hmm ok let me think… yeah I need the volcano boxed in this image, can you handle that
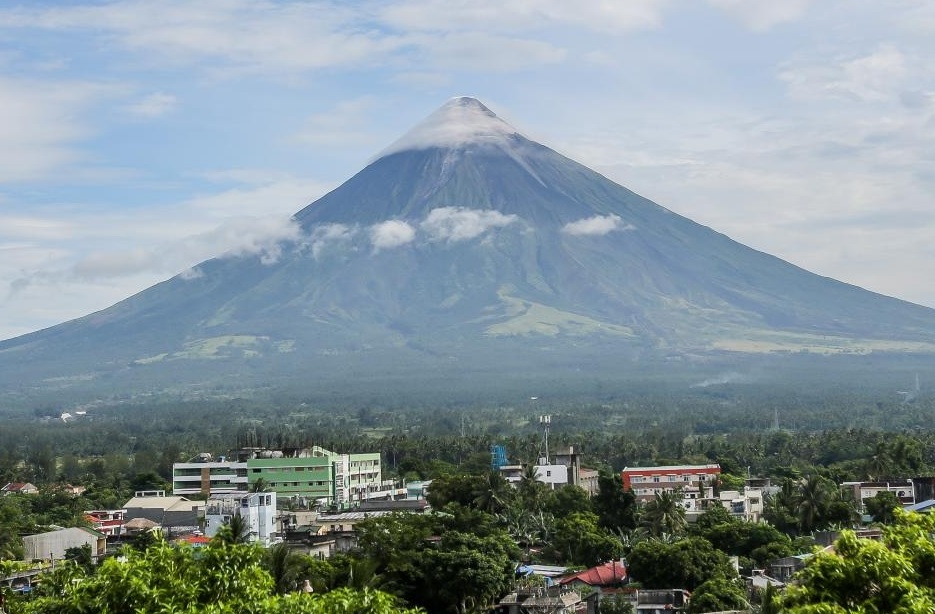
[2,97,934,403]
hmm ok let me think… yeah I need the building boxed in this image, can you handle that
[1,482,38,495]
[173,447,397,507]
[840,480,915,513]
[674,485,763,524]
[558,560,628,593]
[634,589,691,614]
[84,509,127,537]
[22,527,106,563]
[171,456,248,496]
[123,491,203,534]
[622,464,721,501]
[204,491,277,547]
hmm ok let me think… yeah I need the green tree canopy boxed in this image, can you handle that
[627,536,737,592]
[781,510,935,613]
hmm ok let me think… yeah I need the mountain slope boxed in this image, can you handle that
[1,97,934,400]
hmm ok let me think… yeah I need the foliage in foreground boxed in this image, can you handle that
[12,536,421,614]
[780,509,935,613]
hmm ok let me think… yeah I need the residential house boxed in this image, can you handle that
[494,585,597,614]
[840,480,915,513]
[558,560,628,596]
[1,482,38,495]
[84,509,126,537]
[123,490,203,534]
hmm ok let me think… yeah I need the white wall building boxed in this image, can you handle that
[204,492,277,547]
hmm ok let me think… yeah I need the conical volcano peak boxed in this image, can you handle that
[376,96,523,159]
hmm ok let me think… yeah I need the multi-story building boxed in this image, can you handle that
[173,447,393,507]
[204,492,277,547]
[840,480,916,513]
[622,464,721,501]
[84,509,127,537]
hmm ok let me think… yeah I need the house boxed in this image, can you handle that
[635,589,691,614]
[22,527,106,562]
[84,509,126,537]
[123,491,203,534]
[559,560,628,592]
[622,464,721,502]
[494,585,597,614]
[767,554,812,583]
[1,482,38,495]
[840,480,915,513]
[204,491,278,547]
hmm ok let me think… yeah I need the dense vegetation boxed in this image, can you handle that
[2,390,934,612]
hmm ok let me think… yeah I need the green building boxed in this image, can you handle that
[172,447,389,507]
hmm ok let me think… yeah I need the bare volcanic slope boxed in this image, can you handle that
[2,97,934,398]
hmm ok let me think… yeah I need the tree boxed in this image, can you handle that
[641,491,687,537]
[217,512,252,545]
[865,490,900,525]
[592,472,638,533]
[781,510,935,612]
[354,510,518,613]
[627,536,737,592]
[471,471,511,515]
[550,512,624,566]
[796,474,830,534]
[688,578,748,614]
[542,485,592,520]
[19,534,421,614]
[265,542,305,595]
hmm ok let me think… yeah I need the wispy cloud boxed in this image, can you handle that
[707,0,812,31]
[420,206,518,242]
[781,44,909,102]
[125,92,178,118]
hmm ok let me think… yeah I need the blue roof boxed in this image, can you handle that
[906,499,935,512]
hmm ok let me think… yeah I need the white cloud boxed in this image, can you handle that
[125,92,178,117]
[0,77,102,182]
[781,44,909,102]
[707,0,812,31]
[380,0,670,34]
[68,215,300,280]
[562,214,631,236]
[370,220,416,250]
[420,206,517,242]
[309,223,356,258]
[2,1,396,76]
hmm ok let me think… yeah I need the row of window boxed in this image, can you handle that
[630,474,713,483]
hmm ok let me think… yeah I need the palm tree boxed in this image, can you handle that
[264,542,303,595]
[641,491,686,536]
[251,477,269,493]
[472,470,511,514]
[216,512,251,545]
[796,475,830,534]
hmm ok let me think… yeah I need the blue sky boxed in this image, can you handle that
[1,0,934,341]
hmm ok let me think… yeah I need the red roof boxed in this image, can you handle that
[177,535,210,545]
[560,561,627,586]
